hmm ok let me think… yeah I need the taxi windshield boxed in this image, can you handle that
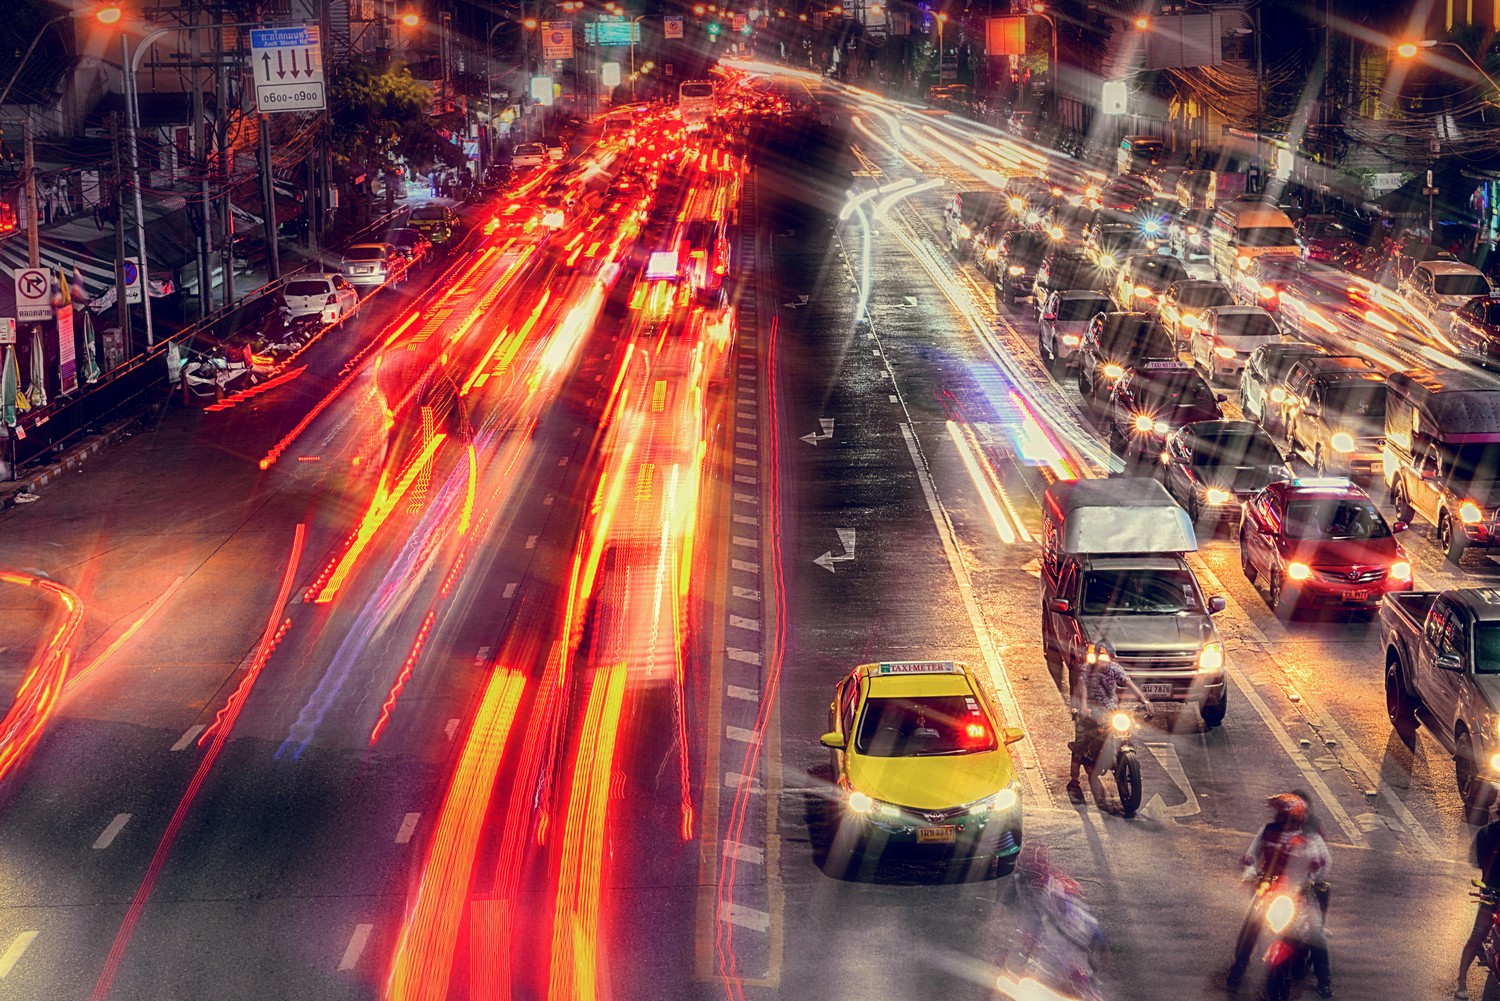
[1283,497,1389,540]
[1138,374,1217,411]
[854,696,997,757]
[1081,569,1202,615]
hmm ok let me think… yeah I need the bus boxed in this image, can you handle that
[679,80,715,129]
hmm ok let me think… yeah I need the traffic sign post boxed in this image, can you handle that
[250,25,325,113]
[13,269,50,322]
[123,257,142,304]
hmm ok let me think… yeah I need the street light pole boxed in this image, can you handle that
[1396,39,1500,99]
[1027,6,1059,118]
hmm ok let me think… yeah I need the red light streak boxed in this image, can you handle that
[93,525,305,1001]
[67,575,186,691]
[0,572,83,783]
[368,609,437,745]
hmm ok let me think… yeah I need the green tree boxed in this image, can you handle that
[328,59,445,175]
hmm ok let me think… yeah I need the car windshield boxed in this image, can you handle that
[1080,568,1202,615]
[1008,236,1049,262]
[854,695,997,756]
[411,208,447,220]
[1218,312,1279,339]
[1283,497,1390,539]
[1132,259,1189,285]
[344,247,385,261]
[1240,227,1299,248]
[515,143,546,155]
[1178,285,1232,308]
[1191,432,1282,469]
[1301,219,1347,239]
[1057,296,1111,321]
[1103,321,1172,358]
[1323,384,1385,418]
[1139,374,1218,412]
[1268,350,1319,379]
[1474,624,1500,674]
[284,280,330,297]
[1435,273,1491,296]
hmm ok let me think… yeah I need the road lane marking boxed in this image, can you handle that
[0,931,37,978]
[524,535,538,549]
[170,725,204,751]
[502,582,517,598]
[338,924,373,971]
[729,615,761,631]
[898,423,1047,803]
[733,492,758,503]
[732,513,759,525]
[1138,744,1201,821]
[735,474,758,485]
[728,685,759,701]
[732,586,761,601]
[395,812,421,844]
[728,648,762,666]
[92,813,132,850]
[726,772,762,791]
[727,726,761,744]
[734,457,757,466]
[445,718,460,740]
[731,560,760,574]
[724,841,766,865]
[557,456,569,466]
[718,902,771,932]
[733,536,757,548]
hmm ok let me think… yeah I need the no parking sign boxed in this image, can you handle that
[541,20,574,59]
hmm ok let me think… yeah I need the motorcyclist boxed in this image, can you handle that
[1228,793,1334,997]
[1066,638,1153,809]
[1455,815,1500,999]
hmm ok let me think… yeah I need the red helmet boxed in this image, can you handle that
[1267,793,1307,826]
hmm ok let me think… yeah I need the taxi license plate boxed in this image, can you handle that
[1142,683,1174,697]
[1344,590,1369,602]
[916,826,956,844]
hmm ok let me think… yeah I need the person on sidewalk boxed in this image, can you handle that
[1456,816,1500,998]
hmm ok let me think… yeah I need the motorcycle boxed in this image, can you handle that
[1075,703,1146,817]
[1001,847,1107,1001]
[1230,874,1315,1001]
[1471,879,1500,982]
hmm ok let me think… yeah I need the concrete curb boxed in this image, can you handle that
[0,418,139,512]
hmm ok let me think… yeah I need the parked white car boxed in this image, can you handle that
[1190,305,1281,383]
[281,273,357,323]
[1398,260,1493,327]
[340,243,408,288]
[512,142,548,169]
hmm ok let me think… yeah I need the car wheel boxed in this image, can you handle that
[1457,731,1494,822]
[1385,657,1418,740]
[1441,510,1469,564]
[1114,750,1142,817]
[1268,569,1287,615]
[1187,494,1202,524]
[1392,482,1416,525]
[1108,422,1125,455]
[1239,530,1259,584]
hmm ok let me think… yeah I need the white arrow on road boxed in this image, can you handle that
[782,294,809,310]
[800,418,835,446]
[814,528,856,572]
[1136,742,1201,821]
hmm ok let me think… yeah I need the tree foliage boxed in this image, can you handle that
[328,60,455,174]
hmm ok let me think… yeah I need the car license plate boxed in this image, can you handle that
[1142,683,1174,697]
[916,826,956,844]
[1344,590,1369,601]
[351,266,370,274]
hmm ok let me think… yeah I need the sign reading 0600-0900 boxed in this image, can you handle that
[250,25,326,114]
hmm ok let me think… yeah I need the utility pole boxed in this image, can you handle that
[22,119,38,269]
[110,113,132,350]
[122,32,155,348]
[190,14,213,318]
[216,24,233,310]
[258,115,279,280]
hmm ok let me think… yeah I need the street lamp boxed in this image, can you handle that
[1393,39,1500,101]
[1027,4,1060,114]
[935,12,948,85]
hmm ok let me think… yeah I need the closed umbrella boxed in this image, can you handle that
[2,345,17,429]
[26,328,46,408]
[79,310,100,384]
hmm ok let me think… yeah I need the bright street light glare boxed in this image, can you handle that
[399,12,420,27]
[95,5,123,24]
[1395,42,1419,58]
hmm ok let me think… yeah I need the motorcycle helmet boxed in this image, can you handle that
[1267,793,1308,826]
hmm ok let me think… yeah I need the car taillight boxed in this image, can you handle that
[325,294,338,305]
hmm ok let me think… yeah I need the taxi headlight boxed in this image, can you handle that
[1099,254,1117,269]
[1190,234,1204,246]
[1153,420,1169,434]
[985,248,999,261]
[1134,414,1155,431]
[1048,226,1064,240]
[1110,711,1132,733]
[959,224,972,238]
[1181,314,1201,329]
[1462,501,1484,524]
[1287,562,1312,581]
[1008,265,1025,276]
[1134,284,1153,298]
[1330,432,1356,453]
[1237,256,1252,270]
[1198,641,1225,670]
[1061,333,1081,346]
[1390,560,1412,581]
[1214,345,1237,359]
[1270,387,1287,402]
[1205,487,1233,505]
[847,790,875,815]
[1103,363,1125,379]
[1008,196,1025,212]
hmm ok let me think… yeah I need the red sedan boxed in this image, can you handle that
[1238,478,1414,614]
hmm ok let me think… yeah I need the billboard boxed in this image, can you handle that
[984,16,1026,57]
[1143,14,1222,70]
[596,19,640,45]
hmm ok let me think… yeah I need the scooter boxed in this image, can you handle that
[1230,874,1315,1001]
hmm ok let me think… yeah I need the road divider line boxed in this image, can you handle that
[338,924,373,971]
[170,725,204,752]
[395,812,420,844]
[92,813,132,850]
[899,423,1047,803]
[0,931,37,979]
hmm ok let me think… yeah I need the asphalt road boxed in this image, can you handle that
[0,72,1485,1001]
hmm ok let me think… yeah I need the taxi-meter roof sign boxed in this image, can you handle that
[874,661,962,675]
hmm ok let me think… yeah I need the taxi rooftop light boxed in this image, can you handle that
[874,660,962,674]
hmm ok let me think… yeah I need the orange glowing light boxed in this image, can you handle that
[400,11,420,27]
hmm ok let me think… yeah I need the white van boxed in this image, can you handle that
[1210,198,1300,281]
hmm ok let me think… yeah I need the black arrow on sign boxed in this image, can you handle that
[261,52,272,79]
[277,50,286,79]
[288,49,299,78]
[304,49,314,75]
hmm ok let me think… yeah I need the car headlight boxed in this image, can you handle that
[1103,363,1124,379]
[1099,254,1117,269]
[985,248,999,261]
[1389,560,1412,581]
[1205,487,1233,505]
[1008,265,1025,276]
[1110,711,1132,733]
[1269,387,1287,402]
[1490,751,1500,774]
[847,790,875,814]
[1461,501,1484,524]
[1287,562,1312,581]
[1181,314,1201,329]
[1198,641,1225,670]
[959,224,972,238]
[1153,420,1169,434]
[1237,256,1252,270]
[1134,414,1155,431]
[1061,333,1081,346]
[1048,226,1064,240]
[1189,234,1204,246]
[1214,345,1237,359]
[970,785,1021,814]
[1008,196,1025,212]
[1134,285,1153,298]
[1330,432,1356,452]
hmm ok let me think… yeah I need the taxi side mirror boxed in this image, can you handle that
[819,731,846,749]
[1002,726,1026,745]
[1049,597,1073,614]
[1208,595,1228,614]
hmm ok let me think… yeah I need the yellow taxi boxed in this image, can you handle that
[820,660,1025,869]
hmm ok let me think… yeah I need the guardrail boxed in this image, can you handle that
[4,204,417,475]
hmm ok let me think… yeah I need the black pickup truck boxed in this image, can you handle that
[1383,588,1500,815]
